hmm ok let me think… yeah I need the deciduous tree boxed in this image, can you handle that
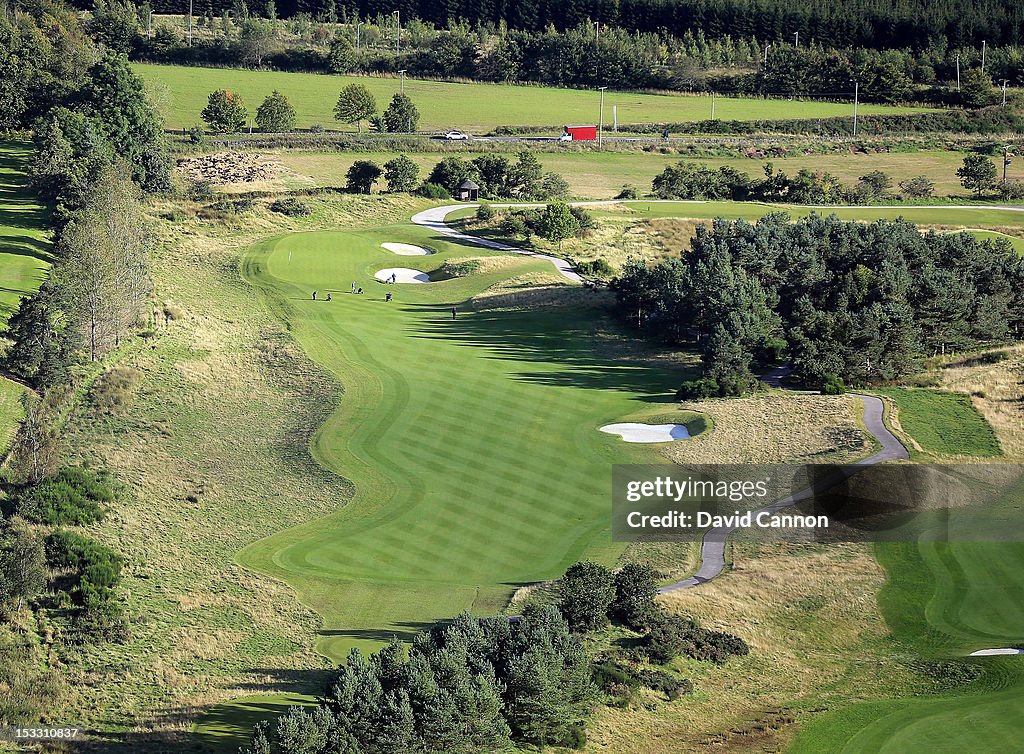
[201,89,248,132]
[334,83,376,133]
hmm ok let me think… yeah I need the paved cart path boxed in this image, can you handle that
[659,393,909,592]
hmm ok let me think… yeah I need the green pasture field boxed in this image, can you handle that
[873,387,1002,457]
[265,148,976,201]
[134,62,931,133]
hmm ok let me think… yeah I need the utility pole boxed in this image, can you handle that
[1003,145,1013,183]
[711,91,716,120]
[1002,79,1010,105]
[763,44,769,66]
[398,69,406,94]
[794,31,799,47]
[852,79,859,135]
[595,21,600,43]
[355,20,361,49]
[393,10,399,55]
[613,104,617,131]
[982,40,987,70]
[956,53,961,92]
[188,0,193,46]
[598,86,607,150]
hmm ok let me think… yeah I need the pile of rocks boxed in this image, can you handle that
[176,152,282,184]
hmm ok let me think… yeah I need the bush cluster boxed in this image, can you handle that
[268,197,312,216]
[16,467,117,526]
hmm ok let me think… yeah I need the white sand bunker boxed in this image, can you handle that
[600,423,691,443]
[382,242,433,256]
[969,648,1024,656]
[375,268,430,284]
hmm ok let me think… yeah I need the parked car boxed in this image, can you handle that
[444,130,470,140]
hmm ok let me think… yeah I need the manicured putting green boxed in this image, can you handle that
[134,62,930,133]
[873,387,1001,457]
[236,224,692,664]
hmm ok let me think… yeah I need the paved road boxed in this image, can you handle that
[659,393,909,592]
[414,199,1024,286]
[411,205,585,282]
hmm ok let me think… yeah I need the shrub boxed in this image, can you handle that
[383,154,419,193]
[676,378,721,400]
[541,171,571,199]
[188,179,214,200]
[611,562,659,630]
[90,367,142,414]
[576,258,614,277]
[345,160,382,194]
[186,125,206,145]
[569,205,595,233]
[999,179,1024,201]
[558,561,615,632]
[16,467,118,525]
[476,203,496,222]
[615,185,639,199]
[269,197,311,216]
[431,260,480,281]
[899,175,935,198]
[565,724,587,750]
[500,213,529,237]
[820,375,846,395]
[45,530,122,573]
[644,610,748,665]
[645,613,690,664]
[417,182,449,199]
[637,669,692,700]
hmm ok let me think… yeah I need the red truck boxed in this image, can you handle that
[560,124,597,141]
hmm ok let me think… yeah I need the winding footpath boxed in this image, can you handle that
[415,201,1024,285]
[411,205,584,282]
[412,204,914,591]
[660,393,909,592]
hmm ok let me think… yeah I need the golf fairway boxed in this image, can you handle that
[235,223,688,661]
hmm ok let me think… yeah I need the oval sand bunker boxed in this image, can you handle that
[969,648,1024,656]
[382,242,433,256]
[600,423,691,443]
[375,268,430,284]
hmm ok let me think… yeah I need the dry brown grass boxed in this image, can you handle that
[588,542,915,754]
[53,193,429,744]
[931,344,1024,459]
[662,392,870,465]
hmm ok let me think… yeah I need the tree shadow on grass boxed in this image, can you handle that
[0,233,52,264]
[400,303,696,401]
[318,620,433,644]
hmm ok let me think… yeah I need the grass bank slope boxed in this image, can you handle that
[0,141,52,450]
[135,62,929,133]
